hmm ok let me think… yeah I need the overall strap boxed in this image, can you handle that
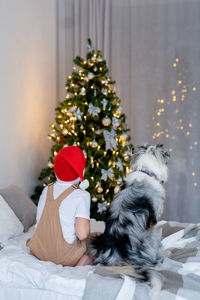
[46,183,54,202]
[55,184,79,206]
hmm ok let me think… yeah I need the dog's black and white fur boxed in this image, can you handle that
[90,144,170,281]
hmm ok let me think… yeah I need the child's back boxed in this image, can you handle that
[26,146,91,266]
[36,178,90,244]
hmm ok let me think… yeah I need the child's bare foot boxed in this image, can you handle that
[76,255,92,266]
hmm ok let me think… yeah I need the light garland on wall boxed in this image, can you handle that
[152,58,200,190]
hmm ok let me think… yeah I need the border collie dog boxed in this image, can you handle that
[90,144,170,280]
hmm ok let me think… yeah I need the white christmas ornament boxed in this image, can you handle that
[102,88,108,95]
[97,201,108,214]
[102,79,108,84]
[88,103,100,116]
[121,133,128,140]
[69,106,76,113]
[96,129,103,135]
[112,117,120,129]
[75,108,83,120]
[124,152,130,161]
[92,197,97,202]
[102,98,108,109]
[88,73,94,80]
[80,87,86,95]
[102,117,111,126]
[48,161,53,168]
[103,129,117,150]
[115,159,123,171]
[79,179,89,190]
[87,42,95,52]
[62,129,68,135]
[91,139,98,148]
[97,186,103,193]
[116,106,122,114]
[101,168,114,181]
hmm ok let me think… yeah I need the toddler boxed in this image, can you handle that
[26,146,91,266]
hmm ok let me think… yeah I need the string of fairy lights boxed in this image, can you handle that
[152,57,199,189]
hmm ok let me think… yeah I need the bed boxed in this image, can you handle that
[0,220,199,300]
[0,185,200,299]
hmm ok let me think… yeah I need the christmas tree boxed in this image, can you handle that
[32,39,133,220]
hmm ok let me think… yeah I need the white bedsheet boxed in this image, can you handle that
[0,227,95,300]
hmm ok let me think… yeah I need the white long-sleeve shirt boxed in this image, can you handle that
[36,178,90,244]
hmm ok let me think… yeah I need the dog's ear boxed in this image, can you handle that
[156,143,170,157]
[138,144,149,150]
[163,149,170,159]
[156,143,163,148]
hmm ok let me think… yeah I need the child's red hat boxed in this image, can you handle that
[54,146,86,182]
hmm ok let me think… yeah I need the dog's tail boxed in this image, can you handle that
[149,270,163,300]
[95,265,162,299]
[136,268,163,300]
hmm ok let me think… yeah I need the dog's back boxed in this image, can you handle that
[90,182,162,271]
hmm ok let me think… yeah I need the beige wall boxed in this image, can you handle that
[0,0,57,195]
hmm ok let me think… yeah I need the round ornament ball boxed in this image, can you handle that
[97,186,103,193]
[62,129,68,135]
[48,161,53,168]
[116,106,122,115]
[88,73,94,80]
[80,87,86,96]
[124,152,130,161]
[91,140,98,148]
[121,133,128,139]
[102,117,111,126]
[92,196,98,202]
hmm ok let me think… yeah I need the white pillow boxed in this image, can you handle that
[0,195,24,243]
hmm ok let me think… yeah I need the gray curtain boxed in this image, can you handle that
[57,0,200,223]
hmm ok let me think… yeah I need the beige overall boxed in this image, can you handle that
[26,183,88,266]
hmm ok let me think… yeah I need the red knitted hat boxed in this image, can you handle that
[54,146,86,182]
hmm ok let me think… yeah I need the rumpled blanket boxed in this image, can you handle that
[0,221,200,300]
[83,221,200,300]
